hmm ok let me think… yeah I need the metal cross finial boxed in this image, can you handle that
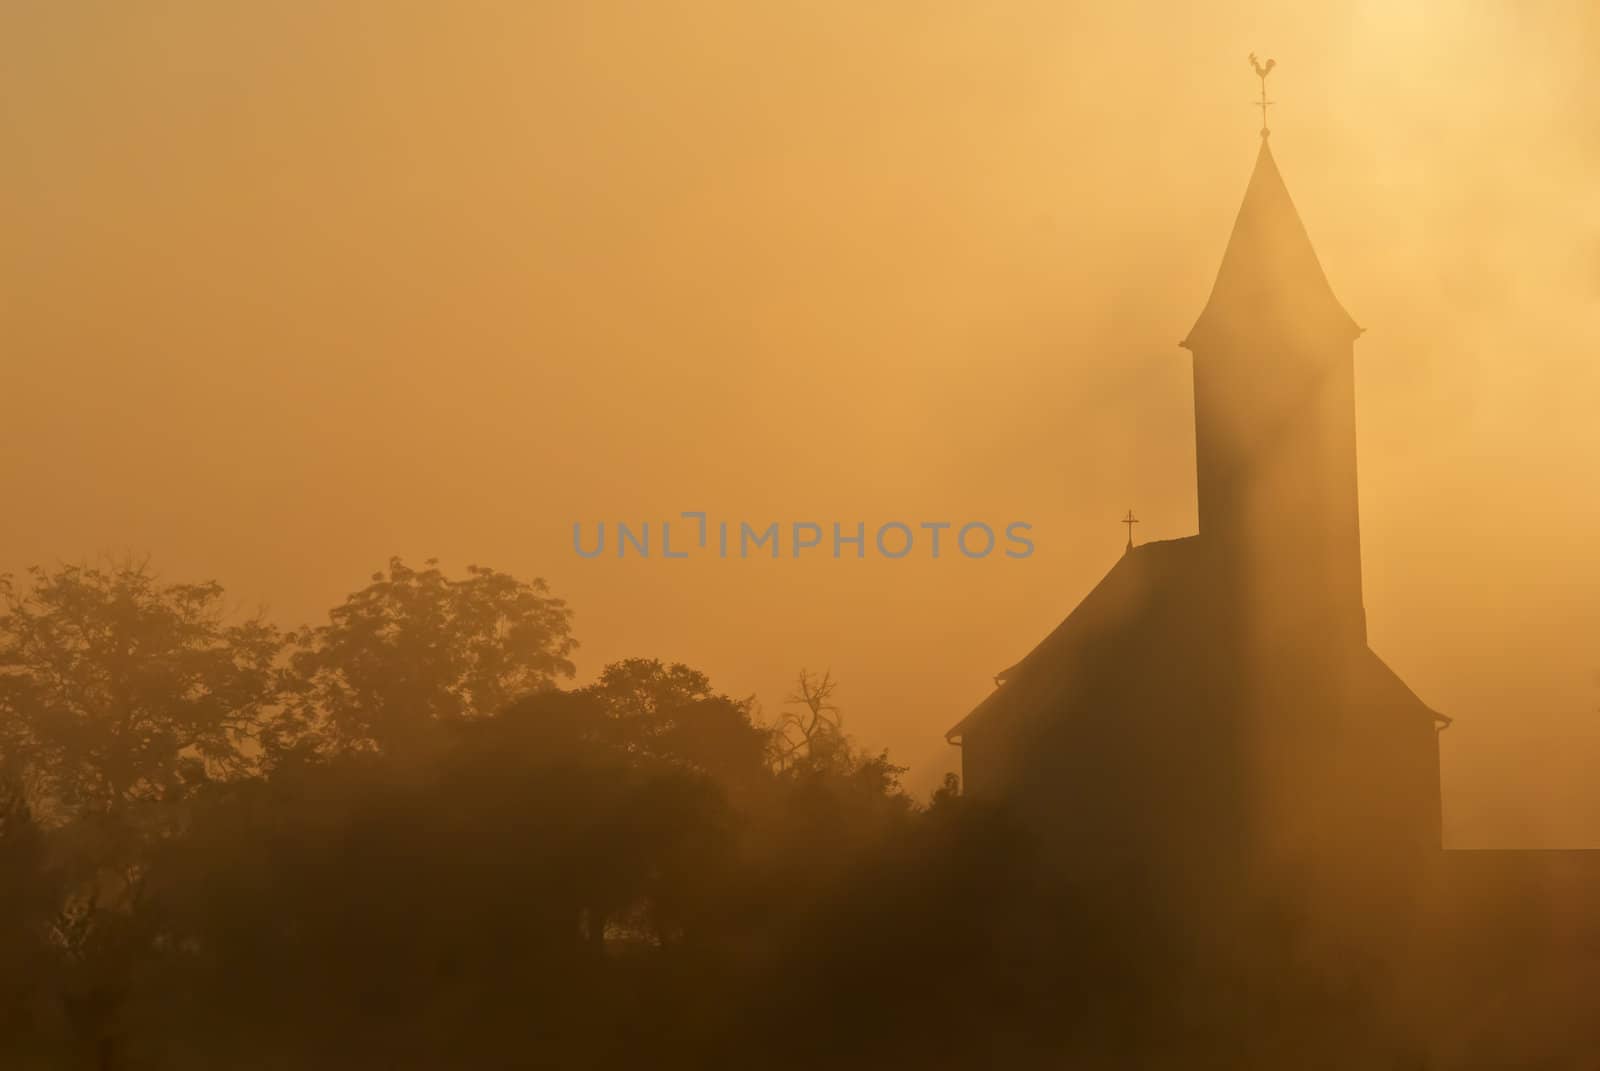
[1122,509,1140,553]
[1249,53,1276,138]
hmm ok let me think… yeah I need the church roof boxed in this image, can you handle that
[1183,138,1361,351]
[946,537,1198,743]
[945,535,1447,743]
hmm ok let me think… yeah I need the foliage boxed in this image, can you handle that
[284,557,576,755]
[0,562,282,819]
[578,658,770,791]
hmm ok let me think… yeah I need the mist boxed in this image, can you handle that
[4,2,1597,835]
[3,4,1600,1064]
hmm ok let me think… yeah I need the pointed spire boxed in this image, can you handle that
[1183,138,1360,351]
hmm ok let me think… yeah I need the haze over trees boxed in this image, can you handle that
[0,557,1018,1068]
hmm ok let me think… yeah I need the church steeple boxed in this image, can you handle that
[1183,138,1360,353]
[1184,134,1369,645]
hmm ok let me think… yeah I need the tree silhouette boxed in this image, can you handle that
[580,658,770,792]
[0,562,282,820]
[285,558,576,755]
[771,668,844,771]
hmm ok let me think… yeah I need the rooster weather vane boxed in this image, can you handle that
[1249,53,1277,137]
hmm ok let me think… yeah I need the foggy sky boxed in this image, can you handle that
[3,0,1597,845]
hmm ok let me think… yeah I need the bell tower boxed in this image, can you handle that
[1181,134,1368,646]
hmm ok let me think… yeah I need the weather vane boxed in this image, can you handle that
[1249,52,1276,138]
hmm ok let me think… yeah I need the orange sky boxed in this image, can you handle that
[3,1,1597,845]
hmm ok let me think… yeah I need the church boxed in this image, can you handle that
[943,114,1600,973]
[947,127,1445,906]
